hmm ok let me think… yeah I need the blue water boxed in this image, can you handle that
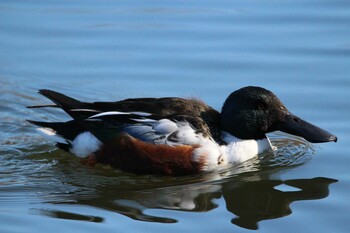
[1,0,350,232]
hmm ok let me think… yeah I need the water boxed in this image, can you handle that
[1,0,349,232]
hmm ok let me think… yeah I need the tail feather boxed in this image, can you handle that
[34,90,117,143]
[27,104,58,109]
[37,89,98,131]
[27,119,60,128]
[36,90,110,143]
[27,120,84,141]
[38,89,85,111]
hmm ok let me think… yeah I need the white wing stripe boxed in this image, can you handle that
[130,112,152,117]
[70,109,100,112]
[89,111,152,119]
[89,111,130,118]
[130,118,157,123]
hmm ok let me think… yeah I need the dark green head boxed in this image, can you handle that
[221,86,337,143]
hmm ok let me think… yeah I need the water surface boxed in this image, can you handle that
[1,0,349,232]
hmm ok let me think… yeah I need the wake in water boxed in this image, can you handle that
[263,132,315,167]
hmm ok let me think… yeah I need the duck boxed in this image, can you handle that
[27,86,337,175]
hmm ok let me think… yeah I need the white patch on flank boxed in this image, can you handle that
[69,132,102,158]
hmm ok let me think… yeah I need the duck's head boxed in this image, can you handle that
[221,86,337,143]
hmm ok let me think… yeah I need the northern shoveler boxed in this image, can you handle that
[28,86,337,175]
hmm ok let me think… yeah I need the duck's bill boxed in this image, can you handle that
[276,113,337,143]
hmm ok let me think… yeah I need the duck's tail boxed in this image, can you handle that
[37,89,86,111]
[26,120,83,141]
[27,90,90,150]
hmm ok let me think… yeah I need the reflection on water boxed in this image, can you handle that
[30,208,104,223]
[224,177,337,229]
[21,136,334,230]
[31,174,337,230]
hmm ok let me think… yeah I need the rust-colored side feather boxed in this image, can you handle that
[94,133,202,175]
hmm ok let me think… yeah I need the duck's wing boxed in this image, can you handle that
[30,90,212,146]
[86,111,204,146]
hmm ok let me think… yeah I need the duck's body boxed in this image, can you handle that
[28,86,337,175]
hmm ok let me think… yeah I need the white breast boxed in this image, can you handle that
[221,138,272,164]
[192,131,273,172]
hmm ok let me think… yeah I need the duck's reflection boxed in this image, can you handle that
[37,173,337,230]
[223,177,337,229]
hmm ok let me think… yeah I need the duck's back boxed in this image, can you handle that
[91,97,215,118]
[86,97,221,137]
